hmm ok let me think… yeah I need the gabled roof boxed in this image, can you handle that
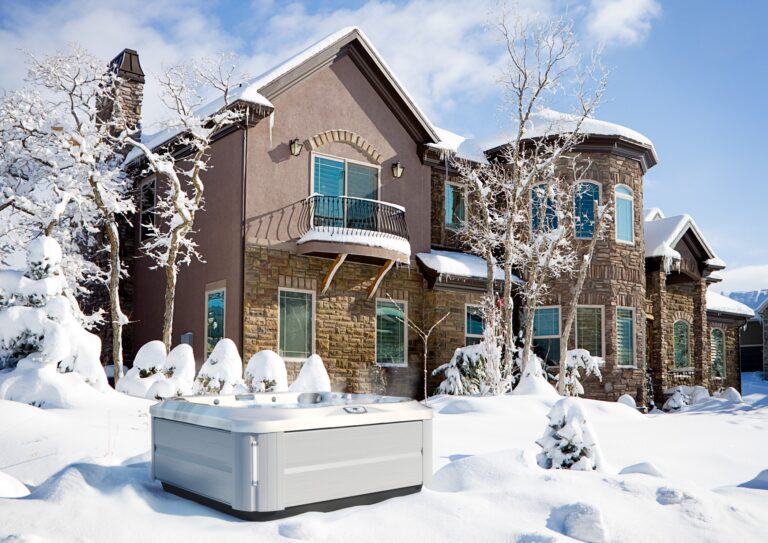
[127,26,440,164]
[643,207,664,221]
[758,296,768,315]
[643,214,723,267]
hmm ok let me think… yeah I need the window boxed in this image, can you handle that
[205,288,225,357]
[575,182,600,239]
[617,308,635,367]
[465,305,484,346]
[279,289,314,360]
[139,176,156,241]
[615,185,634,244]
[576,306,603,358]
[533,307,560,365]
[673,320,690,369]
[445,182,465,229]
[531,184,558,232]
[711,328,725,378]
[312,154,379,229]
[376,299,407,366]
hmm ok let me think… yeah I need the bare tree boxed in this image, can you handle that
[387,294,449,403]
[125,55,244,350]
[557,197,613,394]
[454,9,607,382]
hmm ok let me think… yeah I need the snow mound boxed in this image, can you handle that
[0,470,29,498]
[0,535,47,543]
[244,349,288,392]
[512,371,559,399]
[146,344,196,399]
[549,502,608,543]
[738,469,768,490]
[278,519,330,541]
[656,486,693,505]
[0,364,107,408]
[289,354,331,392]
[431,449,530,492]
[619,462,664,478]
[617,394,636,409]
[116,341,168,398]
[193,338,244,395]
[133,340,167,373]
[27,236,62,272]
[690,386,710,404]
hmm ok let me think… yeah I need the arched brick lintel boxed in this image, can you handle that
[307,129,383,165]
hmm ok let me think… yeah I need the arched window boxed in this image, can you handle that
[673,320,690,368]
[615,184,634,244]
[574,182,600,239]
[711,328,725,378]
[531,184,557,232]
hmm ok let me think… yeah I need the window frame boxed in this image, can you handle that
[614,184,635,245]
[375,298,408,367]
[710,327,726,379]
[616,306,637,368]
[575,305,605,361]
[444,180,467,230]
[673,319,692,370]
[574,180,601,240]
[277,287,316,362]
[465,303,484,346]
[533,305,561,365]
[139,175,157,242]
[204,286,226,358]
[309,151,381,200]
[531,183,558,233]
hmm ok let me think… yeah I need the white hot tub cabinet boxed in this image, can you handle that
[150,392,433,520]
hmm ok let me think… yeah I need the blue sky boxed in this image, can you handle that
[1,0,765,292]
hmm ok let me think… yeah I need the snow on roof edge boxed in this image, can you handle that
[706,290,754,318]
[643,214,722,264]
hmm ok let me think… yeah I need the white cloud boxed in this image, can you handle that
[586,0,660,46]
[716,265,768,295]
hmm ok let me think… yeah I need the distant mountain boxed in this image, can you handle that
[723,290,768,311]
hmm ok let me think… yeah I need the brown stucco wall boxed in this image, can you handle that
[128,129,244,367]
[243,54,432,255]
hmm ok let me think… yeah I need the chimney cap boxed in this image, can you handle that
[110,48,145,83]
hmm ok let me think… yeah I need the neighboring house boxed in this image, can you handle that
[724,290,767,374]
[111,27,752,403]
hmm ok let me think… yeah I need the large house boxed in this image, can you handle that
[112,27,753,405]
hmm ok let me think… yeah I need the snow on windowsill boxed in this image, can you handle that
[297,227,411,256]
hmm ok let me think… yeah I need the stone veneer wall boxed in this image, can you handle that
[243,247,480,398]
[546,153,647,403]
[709,323,741,392]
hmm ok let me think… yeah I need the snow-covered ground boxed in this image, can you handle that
[1,375,768,542]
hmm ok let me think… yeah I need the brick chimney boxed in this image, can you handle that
[103,48,145,139]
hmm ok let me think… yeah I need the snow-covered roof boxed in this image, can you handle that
[416,250,521,282]
[427,127,490,164]
[643,208,664,221]
[127,26,439,164]
[706,290,754,318]
[643,214,722,265]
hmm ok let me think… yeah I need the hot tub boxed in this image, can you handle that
[150,392,433,520]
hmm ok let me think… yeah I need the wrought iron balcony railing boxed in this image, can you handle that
[299,194,410,241]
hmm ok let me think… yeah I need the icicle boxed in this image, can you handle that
[268,111,275,148]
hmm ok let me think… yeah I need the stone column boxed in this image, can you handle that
[647,268,667,403]
[692,280,709,390]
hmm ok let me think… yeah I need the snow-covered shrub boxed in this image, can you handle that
[147,344,196,399]
[433,344,487,395]
[690,385,710,405]
[714,387,742,403]
[662,386,690,412]
[560,349,602,397]
[537,398,604,471]
[116,341,167,398]
[0,237,107,392]
[617,394,637,409]
[290,354,331,392]
[244,349,287,392]
[193,338,244,395]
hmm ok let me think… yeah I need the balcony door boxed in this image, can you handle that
[313,154,378,231]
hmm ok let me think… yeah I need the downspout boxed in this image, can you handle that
[240,107,249,360]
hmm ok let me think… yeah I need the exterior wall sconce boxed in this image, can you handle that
[391,161,404,179]
[289,138,303,156]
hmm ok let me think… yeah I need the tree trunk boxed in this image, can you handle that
[105,220,125,385]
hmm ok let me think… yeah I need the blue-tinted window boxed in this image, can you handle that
[617,308,635,366]
[533,307,560,365]
[465,305,484,345]
[531,184,558,232]
[615,185,634,243]
[575,182,600,239]
[206,289,225,357]
[445,183,465,228]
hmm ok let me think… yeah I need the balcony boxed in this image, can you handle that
[297,194,411,263]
